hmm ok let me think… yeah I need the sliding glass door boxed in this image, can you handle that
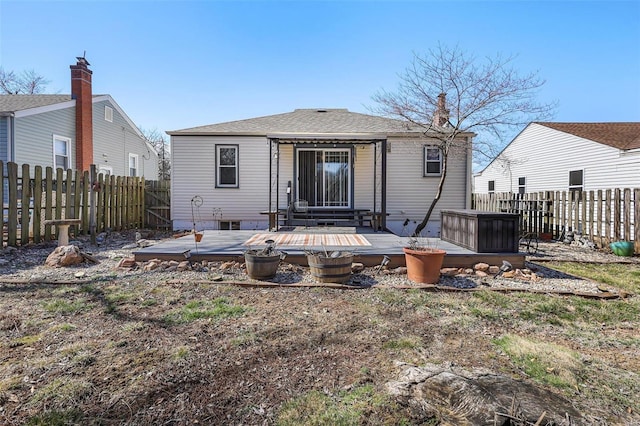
[297,148,350,208]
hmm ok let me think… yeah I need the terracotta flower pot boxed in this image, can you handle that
[403,247,446,284]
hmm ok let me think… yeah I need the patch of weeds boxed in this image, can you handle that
[42,299,91,315]
[373,288,407,306]
[163,297,246,325]
[141,298,158,307]
[172,346,190,360]
[49,323,77,333]
[383,336,421,351]
[471,290,511,308]
[231,330,259,347]
[0,375,23,391]
[493,334,581,390]
[121,321,148,333]
[11,334,43,347]
[29,377,92,407]
[26,409,84,425]
[277,385,408,426]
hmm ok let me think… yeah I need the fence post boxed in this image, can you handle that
[90,165,97,244]
[33,166,43,243]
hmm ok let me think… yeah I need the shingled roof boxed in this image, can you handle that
[536,122,640,150]
[167,109,416,136]
[0,94,74,112]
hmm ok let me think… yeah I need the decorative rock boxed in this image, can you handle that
[351,262,365,273]
[464,268,474,275]
[74,271,86,278]
[501,270,516,278]
[488,265,500,274]
[117,257,137,269]
[474,262,490,272]
[220,261,234,270]
[45,245,84,268]
[177,261,190,272]
[475,270,488,277]
[441,267,459,276]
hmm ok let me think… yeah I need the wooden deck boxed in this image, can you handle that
[134,228,525,268]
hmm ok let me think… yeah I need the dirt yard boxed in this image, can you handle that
[0,231,638,424]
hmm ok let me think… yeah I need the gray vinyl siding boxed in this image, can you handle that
[171,135,271,230]
[474,123,640,194]
[13,107,75,174]
[92,100,158,179]
[0,116,8,162]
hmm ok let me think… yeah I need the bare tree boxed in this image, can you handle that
[140,127,171,180]
[373,44,555,236]
[0,68,49,94]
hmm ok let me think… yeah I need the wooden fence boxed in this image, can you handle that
[472,189,639,252]
[145,179,171,229]
[2,161,145,247]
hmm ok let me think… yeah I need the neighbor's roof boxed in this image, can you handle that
[167,108,421,136]
[536,122,640,150]
[0,94,74,112]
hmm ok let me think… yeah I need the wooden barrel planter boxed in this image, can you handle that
[244,250,284,280]
[306,251,354,284]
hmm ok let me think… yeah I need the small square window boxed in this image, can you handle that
[423,146,442,176]
[220,220,240,230]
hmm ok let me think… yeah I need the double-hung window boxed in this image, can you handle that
[423,145,442,176]
[53,135,71,170]
[569,170,583,200]
[216,145,239,188]
[488,180,495,194]
[518,177,526,195]
[129,153,139,177]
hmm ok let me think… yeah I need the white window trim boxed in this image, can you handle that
[423,145,442,176]
[104,105,113,122]
[216,145,239,188]
[52,134,71,170]
[568,169,584,192]
[488,180,495,194]
[129,153,139,177]
[518,177,526,194]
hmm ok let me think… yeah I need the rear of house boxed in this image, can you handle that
[168,108,473,236]
[474,122,640,195]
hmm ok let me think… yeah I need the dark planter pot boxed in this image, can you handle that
[403,247,446,284]
[244,251,284,280]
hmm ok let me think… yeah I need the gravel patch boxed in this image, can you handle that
[0,231,634,297]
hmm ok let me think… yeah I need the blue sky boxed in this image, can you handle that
[1,0,639,141]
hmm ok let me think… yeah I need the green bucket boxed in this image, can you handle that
[610,241,634,257]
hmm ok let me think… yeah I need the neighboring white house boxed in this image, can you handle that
[474,122,640,195]
[0,57,158,179]
[168,108,474,236]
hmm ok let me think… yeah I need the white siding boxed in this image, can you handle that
[386,137,470,236]
[474,123,640,194]
[171,136,271,230]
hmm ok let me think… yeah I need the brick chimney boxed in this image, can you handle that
[432,92,450,127]
[70,56,93,171]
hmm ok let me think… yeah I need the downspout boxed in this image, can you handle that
[373,141,377,213]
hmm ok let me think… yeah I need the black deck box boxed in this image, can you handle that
[441,210,519,253]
